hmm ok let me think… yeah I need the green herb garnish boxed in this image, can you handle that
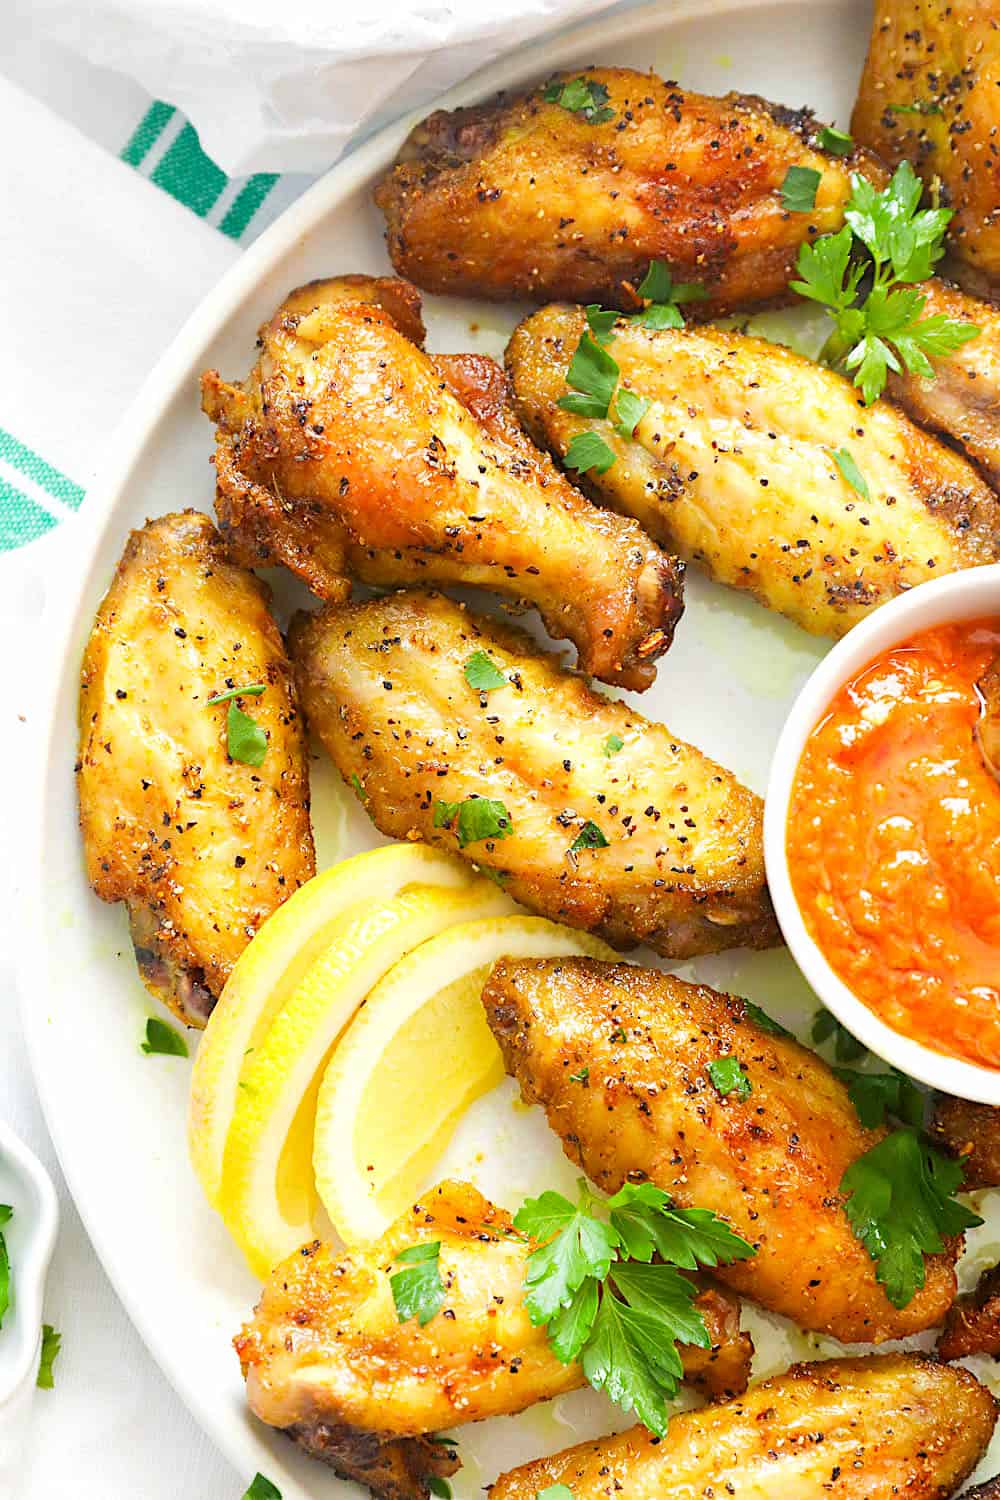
[836,1066,925,1130]
[543,77,615,125]
[208,683,268,766]
[570,1067,590,1085]
[603,733,624,757]
[630,260,707,329]
[515,1179,753,1433]
[37,1324,61,1389]
[817,125,853,156]
[350,772,368,802]
[558,333,620,419]
[585,304,619,346]
[707,1056,752,1101]
[830,445,870,500]
[433,796,513,848]
[427,1481,452,1500]
[141,1017,189,1057]
[781,165,822,212]
[390,1241,445,1326]
[612,388,650,439]
[536,1489,574,1500]
[570,821,609,852]
[744,1001,794,1039]
[241,1476,281,1500]
[206,683,266,706]
[812,1008,867,1062]
[564,431,616,475]
[0,1205,11,1330]
[464,650,507,692]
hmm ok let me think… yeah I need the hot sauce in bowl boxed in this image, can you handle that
[787,618,1000,1070]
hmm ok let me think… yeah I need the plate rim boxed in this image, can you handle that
[19,0,855,1489]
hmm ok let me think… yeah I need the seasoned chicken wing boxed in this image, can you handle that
[77,511,314,1025]
[506,304,1000,637]
[235,1180,751,1500]
[482,958,959,1341]
[290,591,778,959]
[932,1093,1000,1188]
[375,68,882,313]
[939,1262,1000,1361]
[202,275,683,691]
[853,0,1000,288]
[489,1355,996,1500]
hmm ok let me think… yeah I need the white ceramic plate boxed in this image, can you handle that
[22,1,1000,1494]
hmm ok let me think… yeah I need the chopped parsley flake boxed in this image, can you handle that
[817,125,853,156]
[603,733,624,757]
[542,77,615,124]
[570,820,609,852]
[564,431,616,475]
[780,165,822,212]
[37,1324,61,1389]
[707,1055,752,1101]
[141,1017,189,1057]
[464,650,507,691]
[433,796,513,848]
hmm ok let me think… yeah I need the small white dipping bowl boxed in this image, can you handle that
[765,562,1000,1105]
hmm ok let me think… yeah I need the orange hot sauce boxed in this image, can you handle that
[787,618,1000,1070]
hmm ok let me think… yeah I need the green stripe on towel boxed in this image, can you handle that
[120,101,176,168]
[0,477,58,550]
[151,123,228,218]
[0,427,84,510]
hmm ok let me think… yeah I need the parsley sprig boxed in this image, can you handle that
[542,77,614,125]
[791,160,979,404]
[515,1179,753,1433]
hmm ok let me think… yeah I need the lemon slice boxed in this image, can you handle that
[314,915,616,1245]
[216,879,513,1277]
[189,844,476,1205]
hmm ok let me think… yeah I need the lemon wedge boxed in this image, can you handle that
[216,879,513,1277]
[314,915,616,1245]
[189,844,477,1205]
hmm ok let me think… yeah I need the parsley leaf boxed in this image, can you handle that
[543,77,615,125]
[707,1055,752,1101]
[0,1205,11,1330]
[841,1129,982,1308]
[812,1007,867,1062]
[570,820,609,852]
[515,1178,752,1432]
[632,301,683,331]
[464,650,507,692]
[427,1481,452,1500]
[781,165,822,212]
[613,388,650,439]
[141,1017,189,1057]
[744,1001,794,1039]
[630,260,707,330]
[565,431,616,475]
[225,701,268,767]
[37,1324,61,1389]
[390,1241,445,1325]
[206,683,266,706]
[433,796,513,848]
[817,125,853,156]
[835,1066,925,1130]
[536,1489,575,1500]
[603,733,624,756]
[558,333,620,419]
[569,1067,590,1085]
[585,304,619,346]
[830,446,871,501]
[242,1476,281,1500]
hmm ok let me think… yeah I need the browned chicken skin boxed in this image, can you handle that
[375,68,883,313]
[489,1355,997,1500]
[77,511,314,1025]
[932,1093,1000,1188]
[482,958,960,1342]
[235,1181,751,1500]
[853,0,1000,288]
[201,274,683,691]
[290,590,779,959]
[939,1262,1000,1361]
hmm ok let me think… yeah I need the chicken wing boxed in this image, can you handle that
[289,590,778,959]
[932,1094,1000,1188]
[489,1355,996,1500]
[77,511,315,1025]
[939,1262,1000,1361]
[201,275,683,691]
[853,0,1000,289]
[482,957,959,1341]
[506,304,1000,637]
[375,68,883,313]
[235,1180,751,1500]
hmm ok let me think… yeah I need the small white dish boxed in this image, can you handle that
[0,1121,58,1478]
[765,563,1000,1105]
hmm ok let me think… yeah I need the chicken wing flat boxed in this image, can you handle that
[506,304,1000,637]
[235,1180,751,1500]
[489,1355,996,1500]
[939,1262,1000,1361]
[853,0,1000,289]
[289,591,778,959]
[932,1094,1000,1188]
[374,68,882,314]
[201,274,682,691]
[482,958,959,1341]
[77,511,315,1026]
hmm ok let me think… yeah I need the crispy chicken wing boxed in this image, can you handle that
[201,275,683,691]
[506,304,1000,636]
[289,591,778,959]
[489,1355,996,1500]
[932,1094,1000,1188]
[853,0,1000,289]
[235,1181,751,1500]
[77,511,314,1025]
[374,68,882,313]
[482,957,959,1341]
[939,1262,1000,1361]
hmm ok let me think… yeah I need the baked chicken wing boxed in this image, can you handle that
[939,1262,1000,1361]
[506,304,1000,637]
[77,511,315,1025]
[201,275,683,691]
[235,1180,751,1500]
[489,1355,996,1500]
[932,1094,1000,1188]
[375,68,882,313]
[853,0,1000,290]
[289,590,778,959]
[482,957,959,1342]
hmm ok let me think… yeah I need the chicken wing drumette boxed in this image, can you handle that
[201,275,683,691]
[375,67,882,313]
[289,590,778,959]
[77,512,314,1025]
